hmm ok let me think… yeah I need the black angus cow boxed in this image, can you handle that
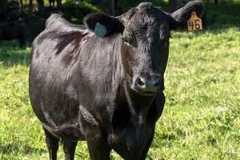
[29,1,203,160]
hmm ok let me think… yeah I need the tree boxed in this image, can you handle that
[0,0,8,19]
[19,0,23,8]
[169,0,193,11]
[29,0,44,12]
[111,0,118,15]
[170,0,178,11]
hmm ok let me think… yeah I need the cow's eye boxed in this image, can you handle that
[123,30,137,47]
[159,30,170,40]
[159,24,171,40]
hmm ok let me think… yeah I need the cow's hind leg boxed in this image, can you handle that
[44,128,59,160]
[63,139,77,160]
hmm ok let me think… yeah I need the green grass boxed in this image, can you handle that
[156,28,240,160]
[1,3,240,160]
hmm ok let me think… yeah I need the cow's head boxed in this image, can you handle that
[84,0,203,96]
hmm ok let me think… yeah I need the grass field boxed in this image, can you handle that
[1,2,240,160]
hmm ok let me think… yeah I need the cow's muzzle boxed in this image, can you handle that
[131,74,161,95]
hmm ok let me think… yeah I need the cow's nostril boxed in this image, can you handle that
[135,77,145,87]
[153,79,161,87]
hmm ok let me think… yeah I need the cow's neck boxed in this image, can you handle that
[119,81,156,119]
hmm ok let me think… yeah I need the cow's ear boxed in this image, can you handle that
[84,13,124,37]
[170,0,204,29]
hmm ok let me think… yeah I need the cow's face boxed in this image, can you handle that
[84,1,203,95]
[120,3,171,95]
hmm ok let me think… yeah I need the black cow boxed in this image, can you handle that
[29,1,203,160]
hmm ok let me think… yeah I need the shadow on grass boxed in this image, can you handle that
[0,41,30,67]
[204,2,240,33]
[0,143,46,155]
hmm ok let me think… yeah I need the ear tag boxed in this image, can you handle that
[187,11,203,32]
[94,22,107,37]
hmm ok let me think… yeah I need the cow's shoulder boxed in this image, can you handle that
[33,14,90,54]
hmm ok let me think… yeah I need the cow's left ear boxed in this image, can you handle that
[170,0,204,29]
[84,13,124,37]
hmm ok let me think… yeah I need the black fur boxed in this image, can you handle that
[29,1,203,160]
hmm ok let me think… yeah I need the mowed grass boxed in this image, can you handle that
[1,6,240,160]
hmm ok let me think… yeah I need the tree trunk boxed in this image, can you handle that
[0,0,8,11]
[56,0,63,9]
[170,0,178,12]
[0,0,8,20]
[36,0,44,11]
[111,0,118,16]
[29,0,33,13]
[19,0,23,8]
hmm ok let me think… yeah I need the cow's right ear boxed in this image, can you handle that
[170,0,204,29]
[84,13,124,37]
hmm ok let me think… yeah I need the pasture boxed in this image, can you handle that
[0,3,240,160]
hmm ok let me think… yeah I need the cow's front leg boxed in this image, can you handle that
[138,132,154,160]
[63,139,77,160]
[87,136,111,160]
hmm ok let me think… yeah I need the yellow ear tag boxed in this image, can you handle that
[187,11,203,32]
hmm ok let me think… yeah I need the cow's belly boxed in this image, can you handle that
[29,70,86,140]
[31,96,85,140]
